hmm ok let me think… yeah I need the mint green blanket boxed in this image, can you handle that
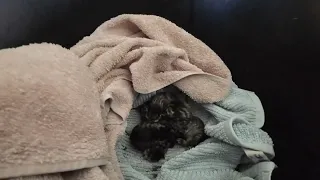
[116,85,276,180]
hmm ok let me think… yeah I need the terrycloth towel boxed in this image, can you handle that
[71,14,231,103]
[0,14,232,180]
[70,14,232,179]
[0,44,109,179]
[202,85,265,128]
[116,85,275,180]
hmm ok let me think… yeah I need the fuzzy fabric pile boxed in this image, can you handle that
[116,85,275,180]
[0,14,275,180]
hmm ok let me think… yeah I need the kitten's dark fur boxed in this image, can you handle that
[130,92,207,162]
[171,115,207,147]
[130,121,177,161]
[139,92,187,122]
[141,92,207,147]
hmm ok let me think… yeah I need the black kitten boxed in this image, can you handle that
[130,121,177,162]
[140,92,189,122]
[172,115,207,147]
[140,92,207,147]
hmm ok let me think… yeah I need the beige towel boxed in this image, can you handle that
[70,14,231,179]
[0,14,231,180]
[0,44,109,179]
[71,14,231,102]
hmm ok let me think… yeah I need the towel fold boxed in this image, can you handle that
[239,161,277,180]
[202,86,265,128]
[205,117,274,158]
[0,44,109,179]
[71,14,231,104]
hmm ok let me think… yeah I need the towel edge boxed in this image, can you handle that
[0,158,110,179]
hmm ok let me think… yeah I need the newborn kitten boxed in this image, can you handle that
[130,92,184,161]
[130,121,177,162]
[140,92,207,147]
[140,92,189,122]
[172,115,207,147]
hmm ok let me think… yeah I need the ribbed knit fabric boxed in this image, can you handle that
[116,85,275,180]
[157,169,254,180]
[205,118,274,158]
[116,110,245,180]
[202,87,265,128]
[239,161,277,180]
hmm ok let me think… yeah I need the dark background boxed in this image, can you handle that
[0,0,319,179]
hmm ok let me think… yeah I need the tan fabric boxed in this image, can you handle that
[71,14,231,103]
[0,14,231,180]
[0,44,109,179]
[70,14,231,179]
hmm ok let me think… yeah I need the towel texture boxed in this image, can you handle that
[0,44,109,179]
[70,14,232,179]
[0,14,233,180]
[202,86,265,128]
[116,86,275,180]
[71,14,231,103]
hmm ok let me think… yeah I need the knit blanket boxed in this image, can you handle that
[116,85,276,180]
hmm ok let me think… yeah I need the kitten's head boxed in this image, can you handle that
[140,92,191,122]
[167,106,192,119]
[140,92,173,122]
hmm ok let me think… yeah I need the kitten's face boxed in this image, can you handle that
[140,92,190,122]
[140,102,164,122]
[140,93,173,122]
